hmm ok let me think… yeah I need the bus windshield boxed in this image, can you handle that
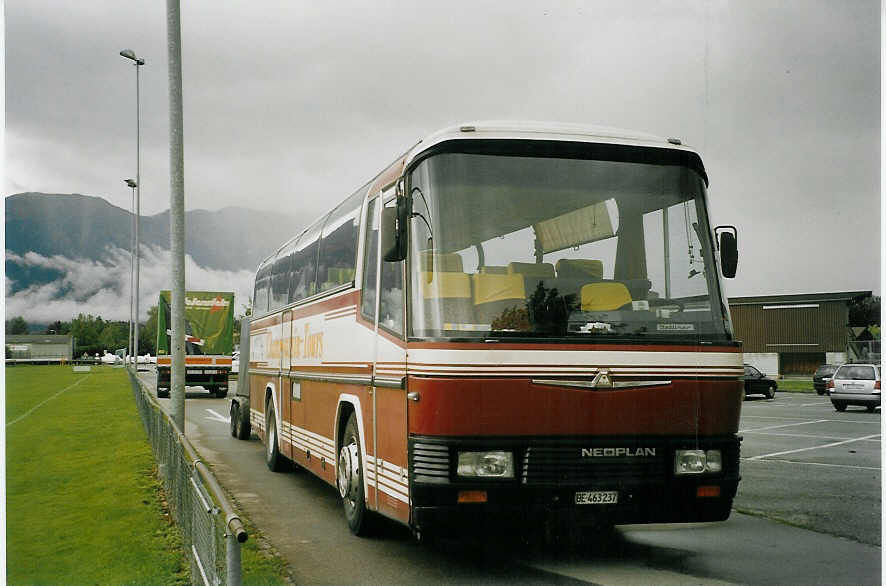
[406,145,732,341]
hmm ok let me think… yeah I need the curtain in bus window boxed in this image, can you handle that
[317,189,363,294]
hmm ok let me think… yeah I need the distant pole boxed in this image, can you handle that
[167,0,186,430]
[125,179,138,364]
[120,49,145,369]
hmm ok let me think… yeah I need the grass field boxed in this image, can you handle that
[6,365,288,584]
[776,378,815,392]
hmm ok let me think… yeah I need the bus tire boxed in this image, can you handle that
[264,401,288,472]
[231,401,251,440]
[338,413,372,535]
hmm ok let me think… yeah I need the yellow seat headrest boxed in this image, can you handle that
[581,282,632,311]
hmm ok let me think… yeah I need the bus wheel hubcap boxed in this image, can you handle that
[338,442,359,500]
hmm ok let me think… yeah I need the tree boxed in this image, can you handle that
[849,296,880,328]
[99,322,129,354]
[70,314,105,355]
[6,316,29,335]
[45,320,71,335]
[141,305,158,355]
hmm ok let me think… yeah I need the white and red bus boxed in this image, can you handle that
[230,121,743,537]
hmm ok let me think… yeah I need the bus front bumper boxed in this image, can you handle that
[410,478,738,531]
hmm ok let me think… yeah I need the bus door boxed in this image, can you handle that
[281,308,294,460]
[366,193,410,523]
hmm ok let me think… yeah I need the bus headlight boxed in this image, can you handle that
[457,451,514,478]
[674,449,722,475]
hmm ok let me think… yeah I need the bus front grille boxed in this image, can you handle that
[521,445,667,485]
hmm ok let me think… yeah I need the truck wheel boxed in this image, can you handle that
[264,401,288,472]
[833,401,847,412]
[230,402,240,437]
[215,388,228,399]
[230,401,251,440]
[338,413,372,535]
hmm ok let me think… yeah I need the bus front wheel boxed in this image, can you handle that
[338,413,372,535]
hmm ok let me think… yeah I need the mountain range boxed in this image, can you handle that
[5,192,300,307]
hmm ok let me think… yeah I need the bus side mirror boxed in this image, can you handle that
[381,203,407,262]
[715,225,738,278]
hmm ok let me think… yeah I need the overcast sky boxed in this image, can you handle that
[5,0,881,305]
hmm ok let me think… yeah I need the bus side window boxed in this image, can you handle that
[317,187,364,293]
[361,198,379,321]
[289,222,322,303]
[253,260,272,315]
[379,199,404,335]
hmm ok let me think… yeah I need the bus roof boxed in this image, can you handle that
[404,120,699,167]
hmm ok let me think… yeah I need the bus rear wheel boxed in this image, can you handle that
[338,413,372,535]
[264,401,288,472]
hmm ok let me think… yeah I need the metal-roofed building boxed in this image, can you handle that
[728,291,872,376]
[5,334,73,363]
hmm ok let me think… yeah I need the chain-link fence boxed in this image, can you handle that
[129,370,246,586]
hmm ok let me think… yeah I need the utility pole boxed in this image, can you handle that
[167,0,186,430]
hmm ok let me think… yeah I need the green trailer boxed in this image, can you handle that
[156,290,234,398]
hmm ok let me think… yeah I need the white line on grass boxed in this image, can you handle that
[742,458,881,471]
[6,375,92,427]
[747,433,882,460]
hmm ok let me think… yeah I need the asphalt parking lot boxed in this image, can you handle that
[734,391,881,545]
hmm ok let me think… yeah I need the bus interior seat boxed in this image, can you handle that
[418,250,464,273]
[478,265,507,274]
[555,259,604,300]
[472,273,526,325]
[508,262,555,298]
[555,259,603,280]
[417,251,474,328]
[580,282,633,311]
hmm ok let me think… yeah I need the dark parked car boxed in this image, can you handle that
[743,364,777,399]
[813,364,840,395]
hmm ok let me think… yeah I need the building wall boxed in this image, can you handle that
[730,300,848,355]
[728,293,870,375]
[743,352,779,376]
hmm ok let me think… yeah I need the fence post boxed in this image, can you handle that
[226,531,242,586]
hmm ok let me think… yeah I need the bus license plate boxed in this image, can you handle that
[575,491,618,505]
[186,369,203,375]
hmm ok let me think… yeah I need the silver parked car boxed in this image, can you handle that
[828,363,881,412]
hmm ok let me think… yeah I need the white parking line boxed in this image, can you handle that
[742,458,880,471]
[205,408,230,424]
[741,431,882,442]
[739,419,828,433]
[748,433,882,460]
[796,401,832,407]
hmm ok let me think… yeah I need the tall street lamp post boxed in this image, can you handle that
[120,49,145,369]
[125,178,137,364]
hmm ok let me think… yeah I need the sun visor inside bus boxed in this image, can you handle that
[533,199,617,254]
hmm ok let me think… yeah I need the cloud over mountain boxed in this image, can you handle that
[5,193,298,323]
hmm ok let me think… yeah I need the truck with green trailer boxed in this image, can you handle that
[156,290,234,398]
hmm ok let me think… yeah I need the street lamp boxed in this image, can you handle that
[125,178,137,364]
[120,49,145,369]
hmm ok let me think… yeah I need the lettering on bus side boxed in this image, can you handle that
[581,447,656,458]
[292,323,324,360]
